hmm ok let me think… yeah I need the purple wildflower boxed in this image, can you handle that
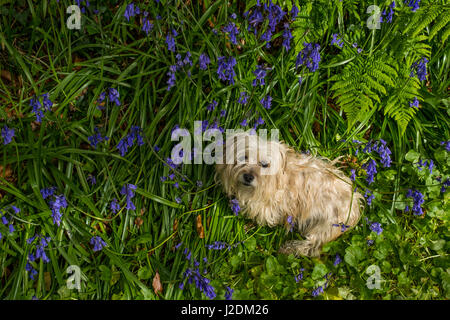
[206,100,218,111]
[331,34,344,48]
[108,88,121,106]
[88,127,109,149]
[252,64,269,87]
[404,0,420,12]
[440,141,450,152]
[334,254,342,266]
[110,198,120,213]
[362,159,377,185]
[199,53,211,70]
[237,92,249,105]
[410,57,428,81]
[405,189,425,215]
[120,183,137,211]
[230,199,240,215]
[410,97,419,108]
[225,286,234,300]
[364,189,375,206]
[90,236,107,252]
[260,95,272,110]
[332,222,350,233]
[223,22,239,45]
[1,125,15,145]
[217,56,237,85]
[282,24,293,51]
[166,33,176,52]
[296,42,321,73]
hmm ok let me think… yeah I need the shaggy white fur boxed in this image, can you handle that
[215,132,363,257]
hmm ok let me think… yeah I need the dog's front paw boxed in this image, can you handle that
[279,240,321,257]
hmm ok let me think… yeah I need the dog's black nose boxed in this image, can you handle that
[243,173,254,183]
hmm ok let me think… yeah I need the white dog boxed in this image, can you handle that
[215,132,363,257]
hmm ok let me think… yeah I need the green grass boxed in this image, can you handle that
[0,0,449,300]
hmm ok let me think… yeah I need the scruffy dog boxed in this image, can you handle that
[215,132,363,257]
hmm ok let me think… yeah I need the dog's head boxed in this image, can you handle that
[215,131,287,200]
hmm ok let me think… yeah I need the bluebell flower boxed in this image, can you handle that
[1,125,15,145]
[331,34,344,48]
[362,159,377,185]
[366,219,383,235]
[108,88,121,106]
[206,100,218,111]
[97,91,106,105]
[350,169,356,181]
[312,286,324,297]
[260,95,272,110]
[40,186,57,200]
[48,194,68,226]
[237,92,249,105]
[217,56,237,85]
[410,97,419,108]
[199,53,211,70]
[120,183,137,211]
[225,286,234,300]
[404,0,420,12]
[410,57,428,81]
[230,199,240,215]
[222,22,239,45]
[110,198,120,213]
[364,189,375,206]
[332,222,350,232]
[11,205,20,214]
[116,126,144,156]
[287,215,295,232]
[334,254,342,266]
[167,65,177,91]
[380,1,395,23]
[142,17,153,35]
[295,269,304,282]
[206,241,240,251]
[90,236,107,252]
[30,94,52,123]
[282,24,293,51]
[260,29,273,47]
[405,189,425,215]
[166,33,176,52]
[41,93,53,111]
[87,174,96,185]
[290,4,299,20]
[252,65,269,87]
[26,234,51,279]
[240,119,248,127]
[88,127,109,149]
[440,178,450,193]
[179,267,216,299]
[246,9,264,34]
[440,141,450,152]
[296,42,321,73]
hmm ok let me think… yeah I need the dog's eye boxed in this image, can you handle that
[260,161,270,168]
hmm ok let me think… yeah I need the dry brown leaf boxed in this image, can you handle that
[152,271,163,295]
[135,217,143,228]
[196,215,204,239]
[1,70,12,82]
[173,218,179,232]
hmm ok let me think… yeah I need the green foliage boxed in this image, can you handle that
[0,0,448,301]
